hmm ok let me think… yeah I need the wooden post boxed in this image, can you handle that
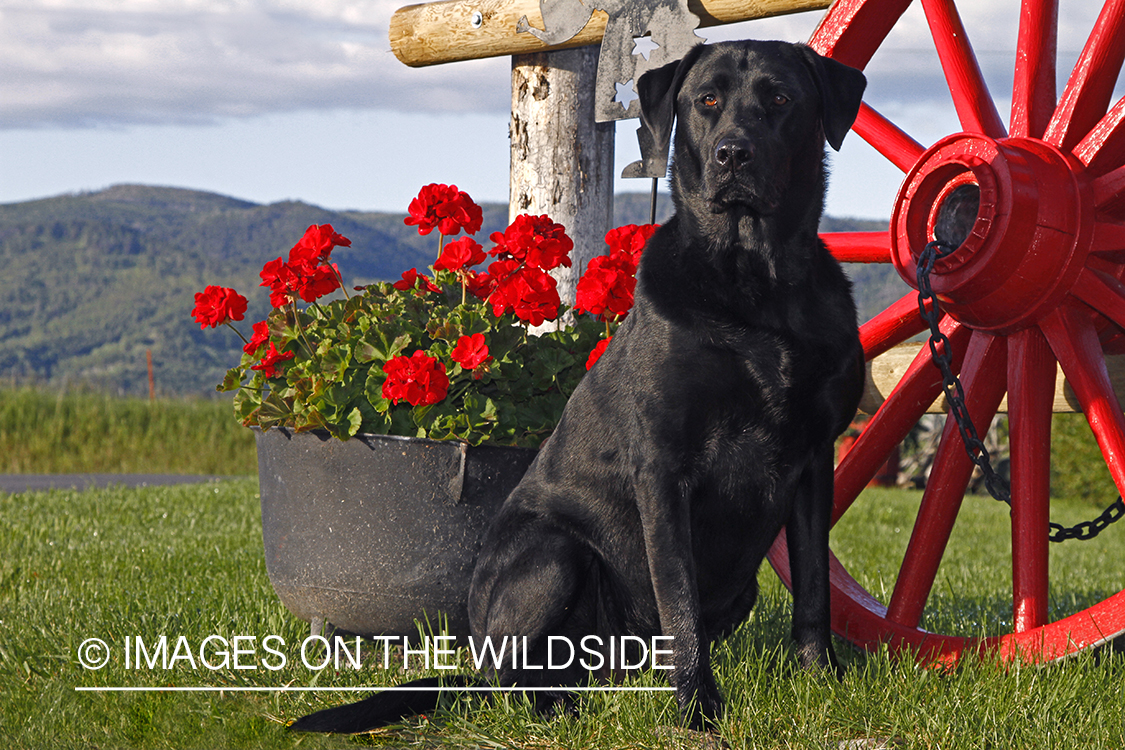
[509,45,614,305]
[147,349,156,400]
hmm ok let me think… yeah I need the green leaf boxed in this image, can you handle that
[256,393,291,430]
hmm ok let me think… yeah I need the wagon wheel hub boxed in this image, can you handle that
[890,133,1093,333]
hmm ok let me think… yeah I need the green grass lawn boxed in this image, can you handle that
[2,479,1124,749]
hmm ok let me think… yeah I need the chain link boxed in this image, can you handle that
[916,240,1125,544]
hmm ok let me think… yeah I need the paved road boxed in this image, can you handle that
[0,474,236,494]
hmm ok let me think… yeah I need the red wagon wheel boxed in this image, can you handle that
[767,0,1125,662]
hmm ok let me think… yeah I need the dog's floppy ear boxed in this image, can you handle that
[796,45,867,152]
[623,43,706,179]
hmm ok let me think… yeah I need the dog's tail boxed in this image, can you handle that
[289,675,479,734]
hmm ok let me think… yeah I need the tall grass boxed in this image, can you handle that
[2,481,1123,749]
[0,388,256,475]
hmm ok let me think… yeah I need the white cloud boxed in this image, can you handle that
[0,0,509,128]
[0,0,1120,132]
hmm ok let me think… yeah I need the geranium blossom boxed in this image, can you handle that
[381,351,449,406]
[574,255,637,322]
[486,259,561,327]
[289,224,351,265]
[192,285,248,329]
[260,257,341,307]
[434,237,486,272]
[392,268,442,294]
[464,269,495,301]
[604,223,657,270]
[586,337,612,370]
[404,184,483,237]
[489,214,573,271]
[243,320,271,355]
[251,342,295,377]
[451,333,490,371]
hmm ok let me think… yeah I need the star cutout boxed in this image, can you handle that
[631,34,660,61]
[614,80,640,110]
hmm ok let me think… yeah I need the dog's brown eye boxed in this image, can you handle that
[772,94,790,106]
[702,94,719,107]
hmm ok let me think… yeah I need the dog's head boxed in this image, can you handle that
[636,40,866,224]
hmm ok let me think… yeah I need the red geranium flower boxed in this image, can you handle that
[243,320,271,355]
[586,337,612,370]
[381,351,449,406]
[604,223,657,270]
[192,285,248,329]
[289,224,351,265]
[434,237,486,272]
[487,260,560,327]
[260,257,341,307]
[251,342,295,378]
[489,214,573,271]
[464,270,495,301]
[574,255,637,322]
[392,268,442,294]
[404,184,483,237]
[451,333,490,371]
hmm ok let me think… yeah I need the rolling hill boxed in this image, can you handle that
[0,185,903,396]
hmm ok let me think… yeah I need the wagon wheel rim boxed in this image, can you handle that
[767,0,1125,663]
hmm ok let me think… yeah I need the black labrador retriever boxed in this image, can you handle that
[293,39,867,732]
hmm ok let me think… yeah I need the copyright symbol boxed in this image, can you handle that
[78,638,110,670]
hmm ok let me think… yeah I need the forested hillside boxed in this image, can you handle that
[0,185,900,396]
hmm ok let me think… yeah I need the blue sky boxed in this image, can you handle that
[0,0,1120,220]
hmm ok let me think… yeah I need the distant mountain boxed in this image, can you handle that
[0,184,901,396]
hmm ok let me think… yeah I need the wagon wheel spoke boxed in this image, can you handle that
[821,230,893,263]
[920,0,1007,138]
[1089,220,1125,267]
[1092,165,1125,224]
[1009,0,1058,139]
[1041,304,1125,498]
[1072,267,1125,329]
[1043,0,1125,152]
[886,331,1007,629]
[854,103,929,172]
[807,0,914,70]
[859,291,933,361]
[833,317,971,526]
[1007,326,1056,633]
[1074,97,1125,176]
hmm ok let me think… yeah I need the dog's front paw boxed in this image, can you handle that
[678,679,723,731]
[795,638,843,680]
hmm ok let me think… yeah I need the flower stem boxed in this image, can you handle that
[290,302,319,360]
[225,321,250,345]
[330,264,350,300]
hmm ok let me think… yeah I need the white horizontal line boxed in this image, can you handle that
[75,686,674,693]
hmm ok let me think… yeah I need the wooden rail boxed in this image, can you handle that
[389,0,832,67]
[861,343,1125,415]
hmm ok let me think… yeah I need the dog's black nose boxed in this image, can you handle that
[714,138,754,169]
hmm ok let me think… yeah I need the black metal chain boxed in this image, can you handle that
[916,240,1125,543]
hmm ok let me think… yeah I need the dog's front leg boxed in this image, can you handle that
[786,444,841,676]
[635,472,723,728]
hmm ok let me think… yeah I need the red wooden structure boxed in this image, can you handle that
[767,0,1125,663]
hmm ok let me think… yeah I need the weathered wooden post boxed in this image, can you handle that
[509,47,614,302]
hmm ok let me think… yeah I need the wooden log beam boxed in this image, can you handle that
[390,0,832,67]
[860,343,1125,415]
